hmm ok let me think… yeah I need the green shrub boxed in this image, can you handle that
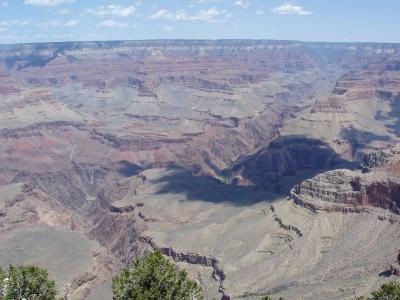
[0,265,57,300]
[112,250,204,300]
[356,281,400,300]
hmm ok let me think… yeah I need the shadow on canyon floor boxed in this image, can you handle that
[117,160,143,177]
[150,168,280,206]
[341,126,392,159]
[387,100,400,137]
[341,127,391,144]
[151,135,358,206]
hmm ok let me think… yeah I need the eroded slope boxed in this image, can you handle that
[0,40,400,299]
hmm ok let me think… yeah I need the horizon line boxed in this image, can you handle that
[1,38,400,47]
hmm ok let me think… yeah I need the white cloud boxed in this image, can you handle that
[272,4,312,15]
[1,1,8,6]
[37,19,79,27]
[0,19,30,26]
[85,5,136,17]
[234,0,249,8]
[24,0,76,7]
[37,19,63,27]
[97,19,128,28]
[0,34,23,43]
[192,7,232,22]
[64,19,79,27]
[190,0,225,3]
[150,7,231,23]
[150,9,170,20]
[56,8,72,14]
[255,9,264,15]
[163,26,173,32]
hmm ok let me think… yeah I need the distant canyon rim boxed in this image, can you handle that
[0,40,400,299]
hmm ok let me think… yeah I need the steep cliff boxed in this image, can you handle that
[290,145,400,214]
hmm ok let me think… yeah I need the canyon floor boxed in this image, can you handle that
[0,40,399,299]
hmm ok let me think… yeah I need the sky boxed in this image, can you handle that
[0,0,399,44]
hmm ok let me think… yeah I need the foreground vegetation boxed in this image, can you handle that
[260,281,400,300]
[356,281,400,300]
[112,250,204,300]
[0,265,57,300]
[1,257,399,300]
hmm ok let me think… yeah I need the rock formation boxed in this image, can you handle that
[290,145,400,214]
[0,40,400,299]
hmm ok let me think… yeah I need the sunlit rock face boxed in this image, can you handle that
[1,40,400,299]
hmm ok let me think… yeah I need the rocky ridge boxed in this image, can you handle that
[0,40,400,299]
[290,145,400,214]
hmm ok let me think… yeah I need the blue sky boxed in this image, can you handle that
[0,0,399,44]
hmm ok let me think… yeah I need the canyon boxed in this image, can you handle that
[0,40,399,299]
